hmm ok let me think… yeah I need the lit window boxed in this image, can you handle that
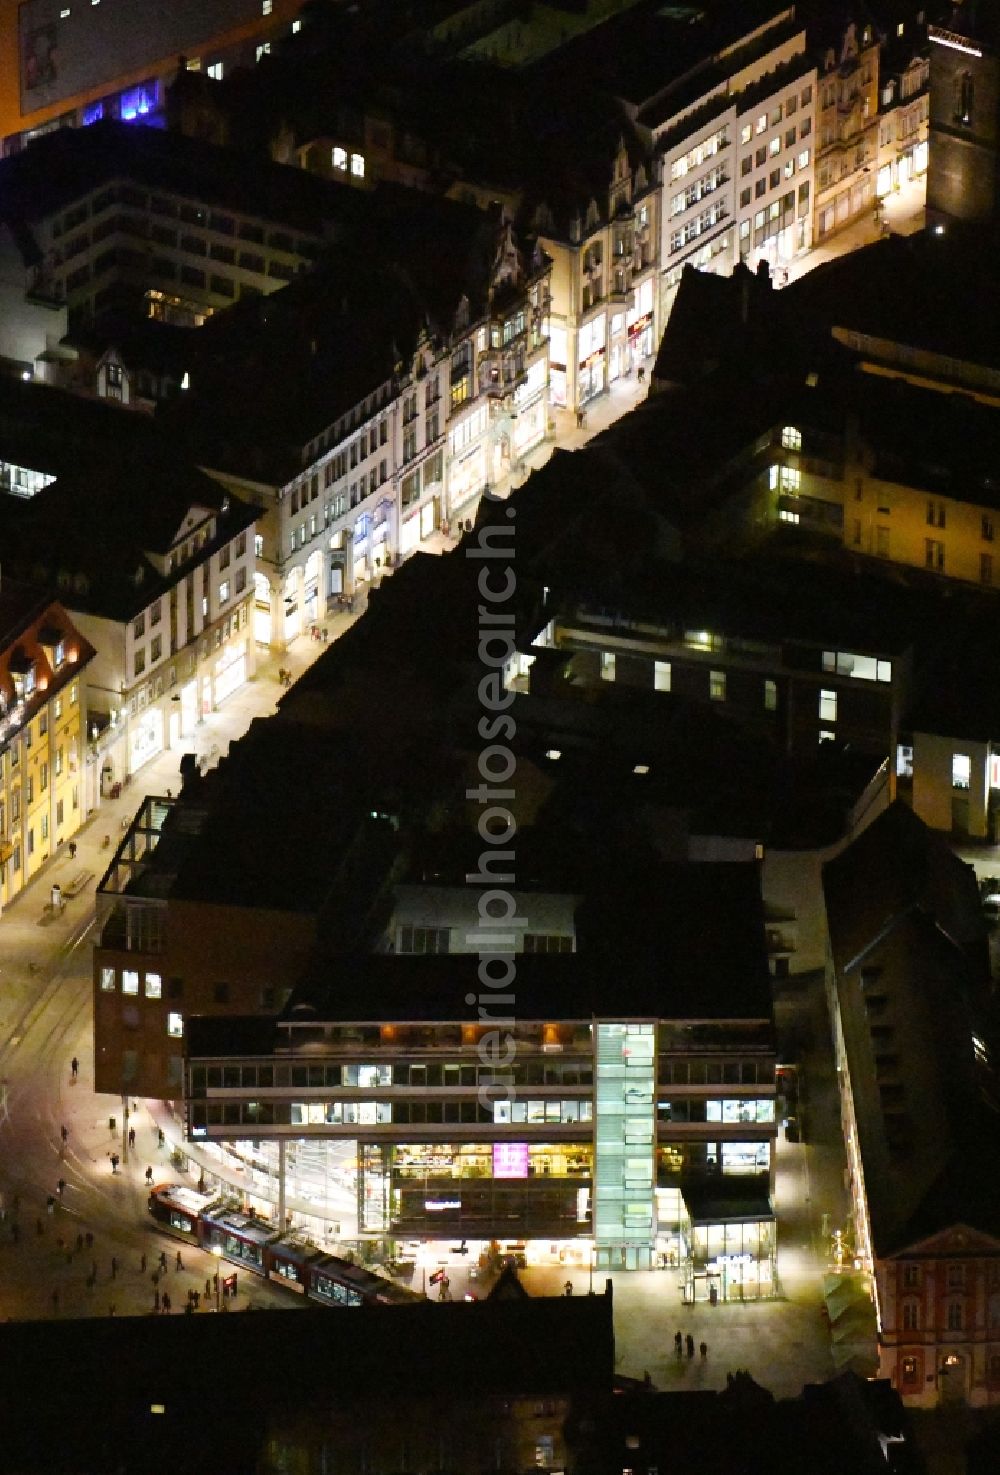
[219,581,230,604]
[819,689,837,723]
[292,17,301,31]
[952,754,971,790]
[350,153,365,178]
[764,679,777,711]
[600,652,616,682]
[819,729,836,744]
[100,967,116,992]
[779,509,799,524]
[262,0,272,12]
[332,146,348,171]
[781,425,801,450]
[755,114,767,135]
[255,42,271,59]
[207,62,223,80]
[255,534,264,557]
[780,466,800,492]
[654,660,671,692]
[709,670,726,702]
[167,1012,184,1038]
[897,745,913,779]
[145,972,162,999]
[122,970,139,996]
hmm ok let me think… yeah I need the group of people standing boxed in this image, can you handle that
[675,1330,708,1360]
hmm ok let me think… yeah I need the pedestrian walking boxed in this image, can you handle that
[159,1250,167,1272]
[686,1334,695,1359]
[145,1166,154,1185]
[175,1250,183,1271]
[700,1342,708,1359]
[194,1290,201,1309]
[674,1330,683,1356]
[128,1127,136,1150]
[205,1277,211,1299]
[157,1128,165,1148]
[56,1178,65,1197]
[70,1057,79,1081]
[162,1292,171,1313]
[111,1256,118,1279]
[69,841,77,860]
[60,1124,68,1146]
[140,1252,147,1273]
[151,1270,160,1289]
[46,1195,55,1215]
[109,1153,119,1174]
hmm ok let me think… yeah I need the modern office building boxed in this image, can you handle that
[0,582,94,906]
[183,865,778,1288]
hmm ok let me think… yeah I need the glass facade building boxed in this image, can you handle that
[185,1003,777,1291]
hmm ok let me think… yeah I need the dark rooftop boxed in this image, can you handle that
[0,1296,613,1474]
[0,119,368,237]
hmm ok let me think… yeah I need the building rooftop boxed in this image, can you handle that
[0,119,368,238]
[0,441,258,624]
[823,801,1000,1255]
[249,860,775,1027]
[0,1297,614,1474]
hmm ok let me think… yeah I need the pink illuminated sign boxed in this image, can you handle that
[493,1142,529,1178]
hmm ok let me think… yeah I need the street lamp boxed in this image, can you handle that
[212,1243,223,1311]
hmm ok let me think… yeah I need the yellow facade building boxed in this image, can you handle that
[0,587,94,907]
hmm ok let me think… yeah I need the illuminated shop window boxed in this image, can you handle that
[167,1012,184,1038]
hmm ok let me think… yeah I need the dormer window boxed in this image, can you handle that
[54,640,65,667]
[24,666,36,696]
